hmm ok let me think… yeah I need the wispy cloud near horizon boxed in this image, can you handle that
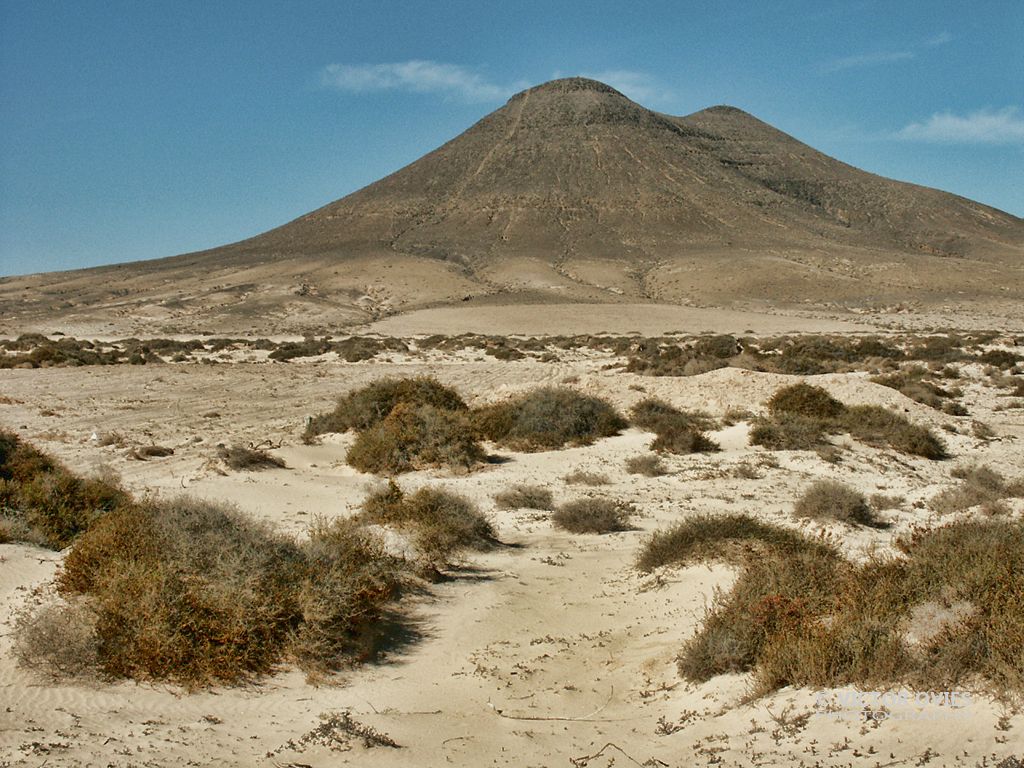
[924,31,953,46]
[820,50,914,73]
[897,107,1024,145]
[318,61,527,102]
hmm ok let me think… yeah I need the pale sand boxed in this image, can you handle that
[1,350,1023,766]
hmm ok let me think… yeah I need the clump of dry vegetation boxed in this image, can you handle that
[15,496,408,686]
[552,498,633,534]
[472,387,626,451]
[346,404,484,475]
[358,482,496,563]
[793,480,885,528]
[493,484,555,511]
[930,464,1024,516]
[625,454,668,476]
[562,470,611,486]
[750,383,948,460]
[630,398,719,455]
[639,511,1024,700]
[872,365,966,414]
[1,429,129,548]
[217,444,287,471]
[636,513,831,573]
[306,377,467,438]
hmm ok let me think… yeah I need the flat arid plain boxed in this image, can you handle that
[2,79,1024,767]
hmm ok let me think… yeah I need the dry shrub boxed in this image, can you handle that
[552,498,633,534]
[306,377,467,438]
[666,512,1024,700]
[637,513,833,573]
[0,429,129,549]
[872,366,961,411]
[766,383,844,419]
[12,596,101,679]
[57,497,306,686]
[794,480,884,528]
[493,484,554,510]
[131,445,174,460]
[359,482,496,563]
[291,518,405,673]
[931,464,1023,515]
[750,386,947,460]
[631,398,719,454]
[563,470,611,486]
[346,404,484,475]
[749,414,829,451]
[625,454,668,477]
[839,405,948,460]
[218,444,286,471]
[472,387,626,451]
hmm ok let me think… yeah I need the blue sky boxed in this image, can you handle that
[1,0,1022,276]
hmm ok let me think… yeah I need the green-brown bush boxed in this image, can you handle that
[749,386,947,460]
[306,377,467,438]
[766,383,844,419]
[666,513,1024,699]
[358,483,496,562]
[57,497,307,685]
[493,484,555,511]
[930,464,1024,515]
[472,387,626,451]
[793,480,884,527]
[346,404,484,475]
[217,444,287,471]
[38,496,411,686]
[630,398,719,454]
[637,513,835,572]
[0,429,129,549]
[552,498,633,534]
[625,454,668,477]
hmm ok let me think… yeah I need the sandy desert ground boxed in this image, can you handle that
[2,321,1023,766]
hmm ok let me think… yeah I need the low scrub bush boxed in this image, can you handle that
[563,470,611,486]
[749,386,948,460]
[552,498,633,534]
[625,454,668,476]
[347,404,484,475]
[359,483,496,562]
[0,429,128,549]
[306,377,467,438]
[766,383,844,419]
[217,444,286,471]
[793,480,884,528]
[21,496,412,686]
[493,484,555,511]
[472,387,626,451]
[749,414,830,451]
[839,405,948,460]
[637,513,834,572]
[664,512,1024,699]
[631,398,719,454]
[57,498,306,685]
[931,464,1024,515]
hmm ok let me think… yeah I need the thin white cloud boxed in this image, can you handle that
[924,31,953,46]
[897,106,1024,144]
[319,61,525,102]
[821,50,914,73]
[577,69,673,104]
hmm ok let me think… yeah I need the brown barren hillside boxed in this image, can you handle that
[2,77,1022,334]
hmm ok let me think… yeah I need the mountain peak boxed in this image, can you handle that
[508,77,629,102]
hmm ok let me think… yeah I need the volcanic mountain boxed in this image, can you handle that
[2,77,1022,334]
